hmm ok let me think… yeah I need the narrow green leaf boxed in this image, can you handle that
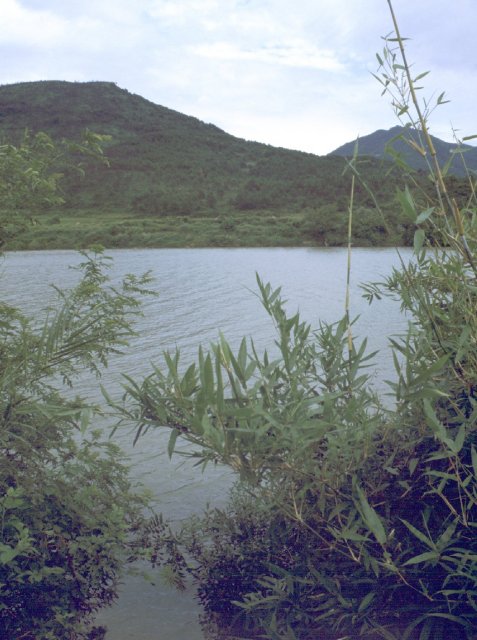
[403,552,440,566]
[238,337,248,375]
[356,486,386,544]
[167,428,180,459]
[408,457,419,476]
[423,399,447,439]
[414,71,430,82]
[358,591,376,612]
[436,519,458,551]
[400,518,435,549]
[471,445,477,479]
[452,424,466,454]
[396,186,417,220]
[413,228,425,253]
[455,325,471,363]
[415,207,434,224]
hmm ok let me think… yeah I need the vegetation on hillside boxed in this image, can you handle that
[0,79,470,249]
[330,124,477,177]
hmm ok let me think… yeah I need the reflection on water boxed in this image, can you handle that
[1,247,411,639]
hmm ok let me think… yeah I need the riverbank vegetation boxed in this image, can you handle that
[112,4,477,639]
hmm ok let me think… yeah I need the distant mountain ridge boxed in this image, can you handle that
[329,125,477,176]
[0,80,469,250]
[0,80,402,214]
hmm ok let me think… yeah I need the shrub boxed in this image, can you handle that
[113,3,477,637]
[0,251,153,639]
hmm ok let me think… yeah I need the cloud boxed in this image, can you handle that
[1,0,67,46]
[0,0,475,154]
[146,0,220,22]
[191,40,343,71]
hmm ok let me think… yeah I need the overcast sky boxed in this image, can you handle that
[2,0,476,155]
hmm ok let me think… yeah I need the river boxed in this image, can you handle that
[1,247,411,639]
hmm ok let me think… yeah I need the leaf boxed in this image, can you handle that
[437,91,450,105]
[0,546,21,564]
[415,207,434,225]
[403,550,440,566]
[408,457,419,476]
[423,399,447,440]
[79,407,92,434]
[400,518,434,549]
[455,325,471,363]
[358,591,376,612]
[471,445,477,479]
[463,134,477,141]
[396,185,417,220]
[436,519,458,551]
[167,428,180,459]
[414,71,430,82]
[413,228,425,253]
[355,486,386,544]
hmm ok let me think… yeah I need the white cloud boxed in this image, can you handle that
[0,0,475,154]
[191,40,343,71]
[1,0,67,46]
[146,0,220,23]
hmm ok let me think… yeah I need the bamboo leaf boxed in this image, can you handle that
[436,518,458,551]
[358,591,376,612]
[414,71,430,82]
[437,91,450,105]
[471,445,477,479]
[413,228,425,253]
[400,518,435,549]
[415,207,434,224]
[403,551,440,570]
[167,428,180,459]
[356,486,386,544]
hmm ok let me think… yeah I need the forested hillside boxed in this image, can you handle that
[330,125,477,176]
[0,80,466,248]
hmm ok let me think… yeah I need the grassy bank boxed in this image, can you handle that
[7,207,408,250]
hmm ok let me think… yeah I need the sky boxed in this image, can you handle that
[1,0,476,156]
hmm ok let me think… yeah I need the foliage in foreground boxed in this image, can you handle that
[114,6,477,639]
[0,128,109,250]
[0,250,152,639]
[118,261,477,639]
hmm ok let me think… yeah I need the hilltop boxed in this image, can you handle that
[0,81,463,249]
[330,125,477,176]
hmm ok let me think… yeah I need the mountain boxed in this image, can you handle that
[0,80,465,250]
[0,80,403,213]
[329,125,477,176]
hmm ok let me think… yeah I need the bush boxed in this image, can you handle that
[118,258,477,638]
[0,251,153,639]
[113,4,477,638]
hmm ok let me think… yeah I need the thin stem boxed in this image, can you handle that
[386,0,476,273]
[346,173,355,377]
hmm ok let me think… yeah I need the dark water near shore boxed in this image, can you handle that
[2,247,411,639]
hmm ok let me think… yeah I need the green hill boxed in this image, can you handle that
[0,81,461,249]
[329,125,477,177]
